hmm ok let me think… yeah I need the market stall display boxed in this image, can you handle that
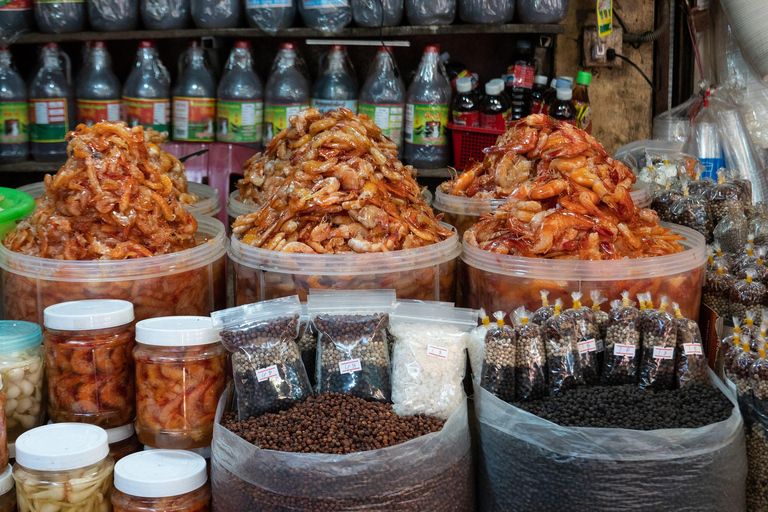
[480,312,517,404]
[673,303,710,388]
[638,295,678,390]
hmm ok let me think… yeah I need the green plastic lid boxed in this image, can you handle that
[0,321,42,354]
[0,188,34,238]
[576,71,592,86]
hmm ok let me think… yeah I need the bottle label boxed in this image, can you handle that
[77,99,121,127]
[311,98,357,114]
[123,97,170,132]
[449,69,478,91]
[247,0,291,7]
[0,101,28,144]
[217,99,263,144]
[509,64,534,89]
[452,110,479,127]
[573,99,592,133]
[173,97,215,142]
[302,0,348,8]
[29,98,68,143]
[263,103,309,145]
[359,102,403,145]
[0,0,32,10]
[530,99,546,115]
[480,111,507,130]
[405,102,448,146]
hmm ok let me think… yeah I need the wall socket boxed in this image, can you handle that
[583,25,623,67]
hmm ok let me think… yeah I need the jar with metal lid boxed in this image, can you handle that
[0,321,45,442]
[108,423,142,463]
[133,317,227,449]
[112,449,210,511]
[0,464,14,512]
[13,423,114,511]
[43,300,136,428]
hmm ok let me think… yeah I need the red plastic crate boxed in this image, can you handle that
[447,123,504,170]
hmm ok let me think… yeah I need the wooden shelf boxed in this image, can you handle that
[14,23,565,44]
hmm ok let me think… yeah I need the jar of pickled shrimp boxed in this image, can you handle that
[112,450,210,512]
[0,321,45,443]
[43,300,136,429]
[13,423,114,512]
[107,423,142,463]
[134,317,227,449]
[0,464,15,512]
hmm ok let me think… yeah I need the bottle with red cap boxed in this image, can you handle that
[76,41,121,127]
[217,40,263,148]
[264,41,309,147]
[0,46,27,163]
[123,41,171,133]
[359,46,405,153]
[33,0,85,33]
[405,44,452,168]
[28,43,74,163]
[172,40,216,142]
[311,45,357,114]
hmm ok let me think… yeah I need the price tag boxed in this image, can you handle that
[256,364,279,382]
[653,347,675,360]
[595,339,605,352]
[339,359,362,374]
[684,343,703,356]
[427,345,449,360]
[614,343,636,358]
[578,339,597,354]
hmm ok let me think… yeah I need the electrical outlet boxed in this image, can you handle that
[583,25,623,67]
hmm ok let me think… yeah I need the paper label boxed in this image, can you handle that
[173,97,215,141]
[339,359,362,374]
[247,0,291,7]
[684,343,703,356]
[653,346,675,360]
[0,0,31,10]
[77,99,121,127]
[303,0,348,8]
[427,345,449,360]
[359,102,403,144]
[0,101,28,144]
[405,102,449,146]
[217,99,263,144]
[256,364,280,382]
[311,98,357,114]
[480,111,509,130]
[595,339,605,352]
[263,103,309,146]
[123,96,170,132]
[578,339,597,355]
[452,110,479,127]
[597,0,613,38]
[29,98,68,143]
[530,99,546,115]
[573,99,592,134]
[614,343,636,358]
[509,64,534,89]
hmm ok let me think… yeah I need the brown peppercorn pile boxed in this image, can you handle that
[221,393,445,454]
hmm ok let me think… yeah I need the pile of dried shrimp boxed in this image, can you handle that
[4,122,199,260]
[233,108,453,253]
[460,115,684,259]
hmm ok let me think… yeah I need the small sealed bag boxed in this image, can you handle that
[543,299,582,397]
[650,182,683,222]
[711,241,734,272]
[670,186,714,243]
[673,302,711,388]
[513,307,547,401]
[638,295,678,390]
[309,289,395,402]
[730,269,767,325]
[714,204,749,254]
[707,169,743,226]
[531,290,555,326]
[212,295,313,421]
[741,311,761,350]
[590,290,609,368]
[736,246,768,286]
[467,309,490,379]
[722,319,744,380]
[297,303,318,387]
[390,301,476,419]
[729,335,757,399]
[602,292,642,385]
[480,312,517,404]
[750,344,768,414]
[562,292,600,385]
[703,260,734,318]
[687,172,716,197]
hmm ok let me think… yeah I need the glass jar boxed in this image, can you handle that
[43,299,136,428]
[108,423,142,463]
[0,321,46,443]
[134,317,227,449]
[13,423,114,511]
[0,464,14,512]
[112,450,210,511]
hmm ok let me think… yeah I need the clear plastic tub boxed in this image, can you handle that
[0,216,227,324]
[229,227,461,304]
[461,223,707,321]
[226,190,256,230]
[0,188,34,241]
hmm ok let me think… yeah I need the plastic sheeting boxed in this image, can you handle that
[457,0,513,24]
[0,9,32,45]
[516,0,568,24]
[140,0,189,28]
[351,0,402,27]
[190,0,240,27]
[245,0,296,33]
[405,0,455,26]
[211,399,474,511]
[298,0,351,34]
[474,375,747,511]
[88,0,139,31]
[33,0,86,34]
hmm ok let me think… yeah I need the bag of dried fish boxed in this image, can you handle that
[480,312,517,404]
[543,300,582,397]
[673,302,711,388]
[703,261,734,318]
[531,290,555,326]
[730,269,766,325]
[670,186,713,243]
[562,292,600,385]
[512,307,547,401]
[707,170,743,226]
[602,292,642,385]
[638,295,677,391]
[212,296,313,421]
[310,289,394,402]
[467,309,490,379]
[714,204,749,254]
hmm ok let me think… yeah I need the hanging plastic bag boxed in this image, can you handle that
[685,92,725,180]
[703,260,734,318]
[673,302,711,388]
[512,307,547,401]
[245,0,295,33]
[309,289,394,402]
[515,0,567,23]
[298,0,352,34]
[543,299,582,397]
[562,292,600,385]
[653,90,704,143]
[467,309,489,379]
[351,0,402,27]
[480,312,517,404]
[405,0,455,25]
[531,289,555,326]
[638,295,678,391]
[602,291,642,385]
[458,0,514,24]
[140,0,190,29]
[211,295,313,421]
[670,186,714,243]
[730,269,766,325]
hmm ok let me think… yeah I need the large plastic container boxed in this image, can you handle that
[230,227,461,304]
[461,223,707,320]
[0,216,227,324]
[0,189,33,240]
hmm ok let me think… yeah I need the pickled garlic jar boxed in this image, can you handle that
[107,423,142,463]
[0,464,14,512]
[14,423,114,512]
[0,321,45,442]
[112,450,210,511]
[133,317,227,449]
[44,300,136,428]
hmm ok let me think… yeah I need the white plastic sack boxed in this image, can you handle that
[474,374,747,511]
[212,399,474,511]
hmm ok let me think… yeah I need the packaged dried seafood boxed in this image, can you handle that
[562,292,600,385]
[480,312,517,404]
[513,307,547,401]
[543,300,582,397]
[673,303,710,388]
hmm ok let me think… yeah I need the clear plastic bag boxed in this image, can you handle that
[638,295,678,391]
[711,241,734,271]
[562,292,600,385]
[212,398,474,511]
[467,309,490,379]
[736,248,768,286]
[245,0,296,33]
[602,292,642,385]
[309,289,394,402]
[670,186,714,243]
[714,203,749,254]
[724,167,753,204]
[729,336,757,399]
[729,269,766,325]
[473,374,746,512]
[33,0,86,33]
[212,295,313,421]
[458,0,513,24]
[480,312,517,404]
[543,300,582,397]
[742,400,768,512]
[297,303,317,387]
[390,301,475,419]
[722,319,744,381]
[590,290,608,367]
[140,0,190,29]
[653,90,704,144]
[673,302,711,388]
[515,0,567,24]
[740,311,761,350]
[88,0,139,30]
[650,183,683,223]
[750,345,768,412]
[298,0,352,34]
[405,0,455,25]
[688,173,716,197]
[530,289,555,326]
[351,0,402,27]
[512,307,547,401]
[703,261,733,318]
[190,0,241,27]
[707,169,743,226]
